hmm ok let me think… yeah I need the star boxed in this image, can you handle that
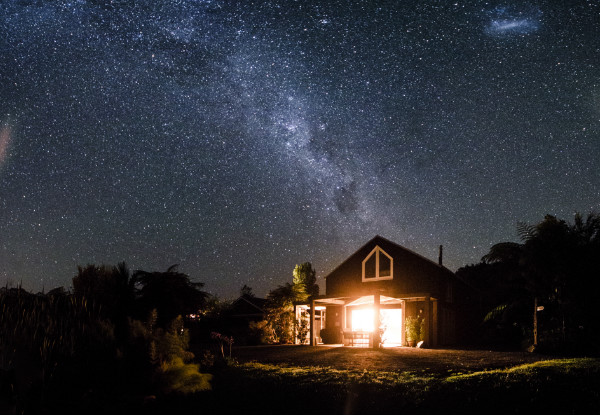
[0,1,598,299]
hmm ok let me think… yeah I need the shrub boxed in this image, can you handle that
[156,356,212,394]
[128,311,213,394]
[0,289,121,412]
[296,318,309,344]
[320,328,342,344]
[197,350,215,371]
[248,320,274,344]
[211,332,234,359]
[406,316,423,343]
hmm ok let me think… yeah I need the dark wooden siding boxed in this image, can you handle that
[325,236,454,299]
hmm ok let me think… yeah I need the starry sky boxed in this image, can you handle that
[1,1,599,299]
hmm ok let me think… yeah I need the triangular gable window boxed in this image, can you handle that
[362,245,393,282]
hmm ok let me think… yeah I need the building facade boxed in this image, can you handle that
[297,236,471,347]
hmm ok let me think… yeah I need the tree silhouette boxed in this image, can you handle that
[263,262,319,343]
[264,282,295,343]
[292,262,319,302]
[477,213,600,352]
[240,284,255,298]
[132,264,207,327]
[72,261,135,339]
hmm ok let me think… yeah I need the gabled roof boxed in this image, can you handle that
[324,235,451,280]
[230,294,267,315]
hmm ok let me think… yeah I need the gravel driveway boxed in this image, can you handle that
[234,345,554,374]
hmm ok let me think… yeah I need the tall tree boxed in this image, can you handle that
[264,282,295,343]
[262,262,320,344]
[72,262,134,324]
[240,284,255,298]
[132,265,208,327]
[292,262,319,302]
[478,213,600,352]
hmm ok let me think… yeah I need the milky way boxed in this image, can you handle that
[1,1,599,298]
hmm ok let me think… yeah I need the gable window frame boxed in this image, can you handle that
[362,245,393,282]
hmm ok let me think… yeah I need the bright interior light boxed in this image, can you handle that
[352,308,374,332]
[381,309,403,344]
[351,308,404,344]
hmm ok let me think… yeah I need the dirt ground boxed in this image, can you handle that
[233,345,555,374]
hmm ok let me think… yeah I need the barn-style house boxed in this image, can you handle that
[295,236,472,348]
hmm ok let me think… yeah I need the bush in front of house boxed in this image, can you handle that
[320,327,343,344]
[405,316,424,345]
[128,311,213,394]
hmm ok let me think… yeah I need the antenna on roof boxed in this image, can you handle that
[438,245,443,266]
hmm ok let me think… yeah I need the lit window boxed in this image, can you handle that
[362,246,393,282]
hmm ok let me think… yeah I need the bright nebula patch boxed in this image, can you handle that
[488,18,538,34]
[485,6,541,36]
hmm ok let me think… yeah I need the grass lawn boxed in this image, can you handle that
[202,358,600,414]
[146,347,600,414]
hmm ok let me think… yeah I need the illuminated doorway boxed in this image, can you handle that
[380,309,403,345]
[351,308,403,345]
[351,308,374,331]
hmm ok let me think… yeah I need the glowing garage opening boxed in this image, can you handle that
[352,308,403,344]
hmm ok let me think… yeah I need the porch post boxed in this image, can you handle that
[293,304,298,345]
[423,296,431,347]
[401,300,406,346]
[533,297,538,348]
[310,299,316,346]
[432,300,438,347]
[373,293,381,348]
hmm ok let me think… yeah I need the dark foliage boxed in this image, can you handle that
[0,287,120,413]
[320,327,343,344]
[72,262,134,341]
[292,262,319,302]
[132,264,208,327]
[0,286,211,414]
[0,261,214,413]
[458,213,600,353]
[258,262,320,344]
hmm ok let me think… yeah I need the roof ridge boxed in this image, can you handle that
[324,235,453,280]
[374,235,452,273]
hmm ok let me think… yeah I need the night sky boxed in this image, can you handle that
[1,1,598,299]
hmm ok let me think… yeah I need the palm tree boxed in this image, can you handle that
[481,213,600,351]
[480,240,532,346]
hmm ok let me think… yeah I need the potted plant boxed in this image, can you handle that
[405,316,421,347]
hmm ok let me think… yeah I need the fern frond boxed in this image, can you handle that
[516,222,537,241]
[484,304,509,322]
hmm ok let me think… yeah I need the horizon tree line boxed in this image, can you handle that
[458,212,600,353]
